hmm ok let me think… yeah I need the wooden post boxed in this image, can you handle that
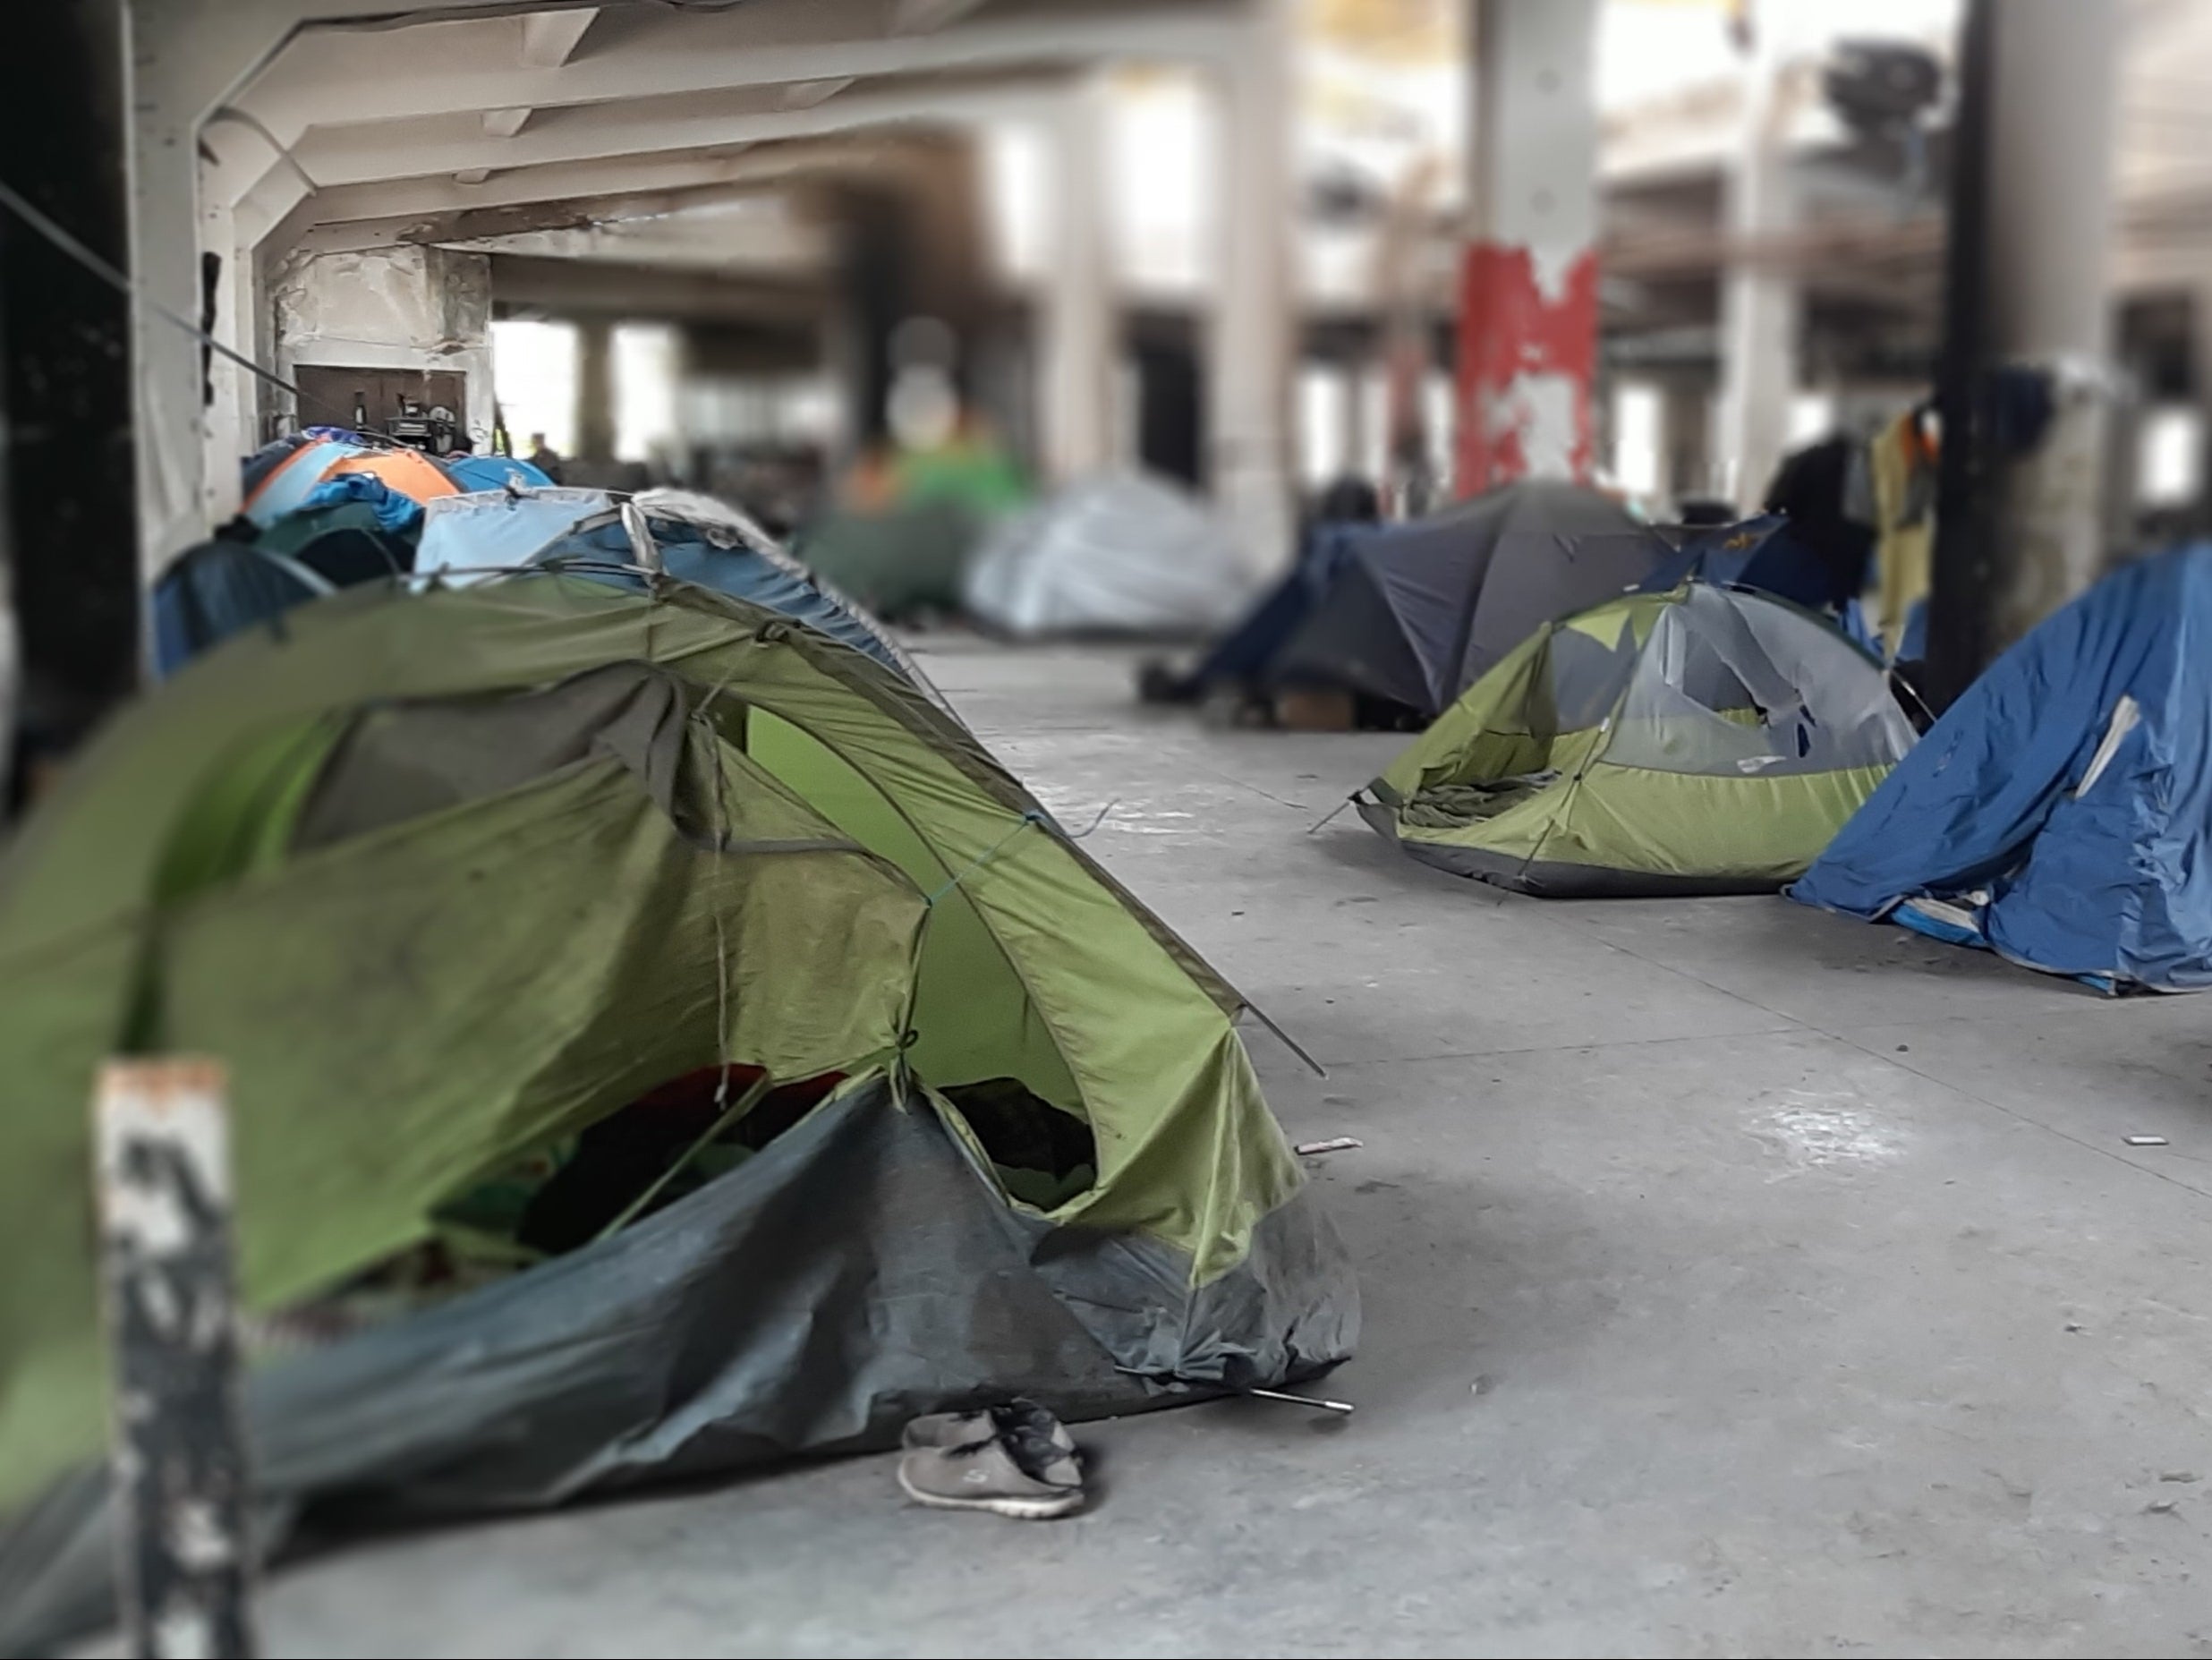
[93,1059,256,1660]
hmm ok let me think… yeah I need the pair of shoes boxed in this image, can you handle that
[898,1399,1084,1520]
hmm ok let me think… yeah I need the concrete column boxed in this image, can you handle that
[4,0,141,784]
[199,196,250,524]
[576,316,617,464]
[126,2,304,580]
[2192,282,2212,532]
[1039,84,1116,483]
[1980,0,2120,650]
[1207,0,1297,576]
[1714,23,1799,513]
[1663,379,1715,505]
[1340,360,1373,483]
[1455,0,1600,494]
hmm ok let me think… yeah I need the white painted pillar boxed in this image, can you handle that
[1456,0,1599,493]
[1039,82,1115,483]
[198,195,250,524]
[1983,0,2120,641]
[1714,13,1800,513]
[1339,361,1371,483]
[127,0,341,580]
[1207,0,1297,576]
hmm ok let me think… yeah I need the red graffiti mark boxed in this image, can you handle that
[1453,241,1598,495]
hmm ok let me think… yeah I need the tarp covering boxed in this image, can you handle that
[1272,481,1658,717]
[964,472,1251,636]
[1357,583,1916,897]
[1790,543,2212,990]
[0,578,1354,1647]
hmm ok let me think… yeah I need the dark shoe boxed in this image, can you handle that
[902,1399,1076,1465]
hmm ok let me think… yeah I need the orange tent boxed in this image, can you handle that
[242,438,459,528]
[323,447,461,505]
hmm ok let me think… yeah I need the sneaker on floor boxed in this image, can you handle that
[902,1398,1076,1460]
[898,1436,1084,1520]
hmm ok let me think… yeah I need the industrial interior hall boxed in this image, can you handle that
[4,2,2212,1657]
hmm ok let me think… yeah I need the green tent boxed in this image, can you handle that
[0,575,1353,1647]
[796,498,983,620]
[1354,583,1917,897]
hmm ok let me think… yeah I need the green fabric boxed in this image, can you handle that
[744,710,1082,1111]
[797,500,981,618]
[1399,760,1898,885]
[1367,588,1898,885]
[0,576,1301,1514]
[892,444,1029,517]
[252,500,390,559]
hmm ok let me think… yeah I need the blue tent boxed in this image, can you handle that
[1638,513,1859,612]
[1790,544,2212,991]
[413,489,933,694]
[443,453,557,492]
[151,540,332,677]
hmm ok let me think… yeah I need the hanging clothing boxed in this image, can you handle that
[1867,410,1937,661]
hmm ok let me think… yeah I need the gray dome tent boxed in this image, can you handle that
[1273,480,1663,719]
[965,472,1252,636]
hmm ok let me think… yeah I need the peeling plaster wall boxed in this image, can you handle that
[268,244,495,445]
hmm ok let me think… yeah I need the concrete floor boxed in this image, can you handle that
[260,642,2212,1658]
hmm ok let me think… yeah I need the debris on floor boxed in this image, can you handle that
[1296,1136,1364,1156]
[2125,1135,2170,1147]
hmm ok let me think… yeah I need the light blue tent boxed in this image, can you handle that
[1790,544,2212,991]
[413,488,938,700]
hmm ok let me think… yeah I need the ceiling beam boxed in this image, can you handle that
[494,7,600,142]
[286,76,1054,192]
[488,252,829,326]
[520,6,599,68]
[254,133,947,265]
[890,0,994,32]
[226,0,1232,154]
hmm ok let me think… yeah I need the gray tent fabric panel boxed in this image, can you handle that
[1272,558,1434,709]
[1011,1184,1358,1391]
[1355,531,1497,711]
[1542,618,1643,732]
[1253,481,1643,716]
[0,1080,1356,1656]
[1457,531,1669,695]
[1604,590,1916,780]
[294,665,693,850]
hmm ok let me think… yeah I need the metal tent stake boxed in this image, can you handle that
[1243,1386,1357,1416]
[94,1059,258,1660]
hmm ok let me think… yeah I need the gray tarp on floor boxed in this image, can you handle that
[0,1079,1356,1655]
[964,472,1252,637]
